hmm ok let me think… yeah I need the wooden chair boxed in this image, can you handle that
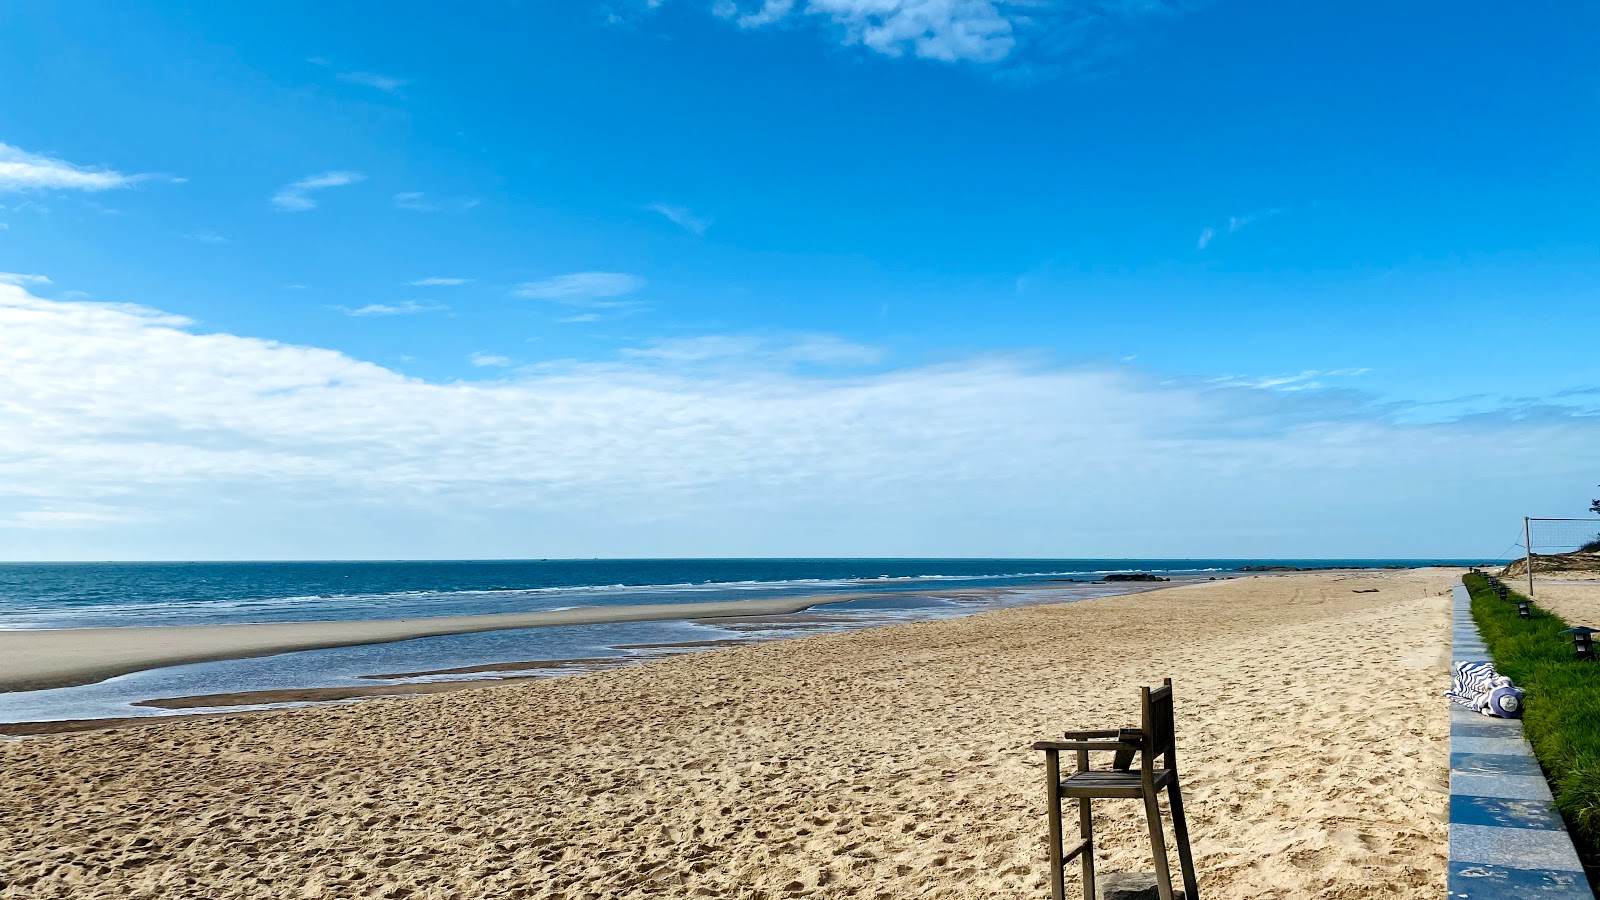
[1031,678,1198,900]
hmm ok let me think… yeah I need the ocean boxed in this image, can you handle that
[0,558,1473,725]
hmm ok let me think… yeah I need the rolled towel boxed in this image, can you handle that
[1444,661,1526,718]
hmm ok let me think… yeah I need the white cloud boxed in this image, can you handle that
[1229,207,1284,233]
[339,301,447,317]
[647,203,712,235]
[0,272,51,287]
[271,171,365,212]
[708,0,1191,65]
[1199,207,1286,250]
[695,1,1198,70]
[337,71,411,93]
[393,192,479,213]
[308,58,410,94]
[393,192,439,212]
[514,272,646,305]
[622,334,882,367]
[0,142,168,193]
[185,231,227,244]
[713,0,1014,62]
[409,277,472,287]
[1208,369,1372,391]
[469,351,513,367]
[3,277,1597,558]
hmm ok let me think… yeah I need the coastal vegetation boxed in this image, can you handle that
[1464,573,1600,859]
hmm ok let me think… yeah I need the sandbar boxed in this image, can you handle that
[0,594,858,693]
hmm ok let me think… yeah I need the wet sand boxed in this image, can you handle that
[0,594,862,693]
[0,569,1457,899]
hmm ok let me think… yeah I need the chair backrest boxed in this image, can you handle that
[1140,677,1177,768]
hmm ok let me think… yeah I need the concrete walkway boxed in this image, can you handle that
[1448,580,1592,898]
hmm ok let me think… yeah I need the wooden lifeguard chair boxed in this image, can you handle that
[1032,678,1199,900]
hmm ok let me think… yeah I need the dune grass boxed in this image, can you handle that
[1463,573,1600,853]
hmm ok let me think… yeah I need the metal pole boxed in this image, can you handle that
[1525,516,1534,599]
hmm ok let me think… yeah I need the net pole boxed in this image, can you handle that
[1524,516,1534,598]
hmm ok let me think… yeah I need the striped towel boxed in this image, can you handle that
[1445,660,1525,718]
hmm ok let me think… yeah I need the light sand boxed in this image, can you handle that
[0,595,855,693]
[1524,575,1600,629]
[0,570,1457,899]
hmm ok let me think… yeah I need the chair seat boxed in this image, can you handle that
[1059,768,1175,799]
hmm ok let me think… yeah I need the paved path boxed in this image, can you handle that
[1448,580,1591,898]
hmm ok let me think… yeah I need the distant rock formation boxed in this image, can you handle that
[1500,552,1600,578]
[1100,573,1169,582]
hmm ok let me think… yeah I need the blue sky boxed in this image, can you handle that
[1,1,1597,560]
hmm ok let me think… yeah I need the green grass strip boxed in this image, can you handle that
[1463,573,1600,851]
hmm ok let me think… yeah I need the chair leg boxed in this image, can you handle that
[1167,781,1199,900]
[1045,751,1065,900]
[1078,796,1095,900]
[1142,790,1174,900]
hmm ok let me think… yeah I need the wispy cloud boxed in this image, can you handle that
[713,0,1014,62]
[308,57,410,94]
[393,192,480,213]
[409,277,472,287]
[647,203,712,235]
[1208,368,1371,392]
[700,0,1195,67]
[0,141,177,193]
[339,301,447,317]
[185,231,227,244]
[1198,207,1286,250]
[393,192,439,212]
[271,171,364,212]
[0,272,51,287]
[4,276,1595,558]
[469,351,513,367]
[622,334,883,368]
[338,71,410,93]
[514,272,646,306]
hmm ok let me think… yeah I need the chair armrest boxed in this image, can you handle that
[1061,729,1123,739]
[1032,740,1126,752]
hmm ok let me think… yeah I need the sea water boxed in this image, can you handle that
[0,559,1472,723]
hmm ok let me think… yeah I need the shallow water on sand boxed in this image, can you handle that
[0,584,1135,723]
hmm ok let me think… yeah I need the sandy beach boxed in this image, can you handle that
[0,570,1457,899]
[1521,574,1600,630]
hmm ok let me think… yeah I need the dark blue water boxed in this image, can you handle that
[0,558,1474,629]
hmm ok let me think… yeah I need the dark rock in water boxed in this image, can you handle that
[1101,573,1169,582]
[1238,565,1302,572]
